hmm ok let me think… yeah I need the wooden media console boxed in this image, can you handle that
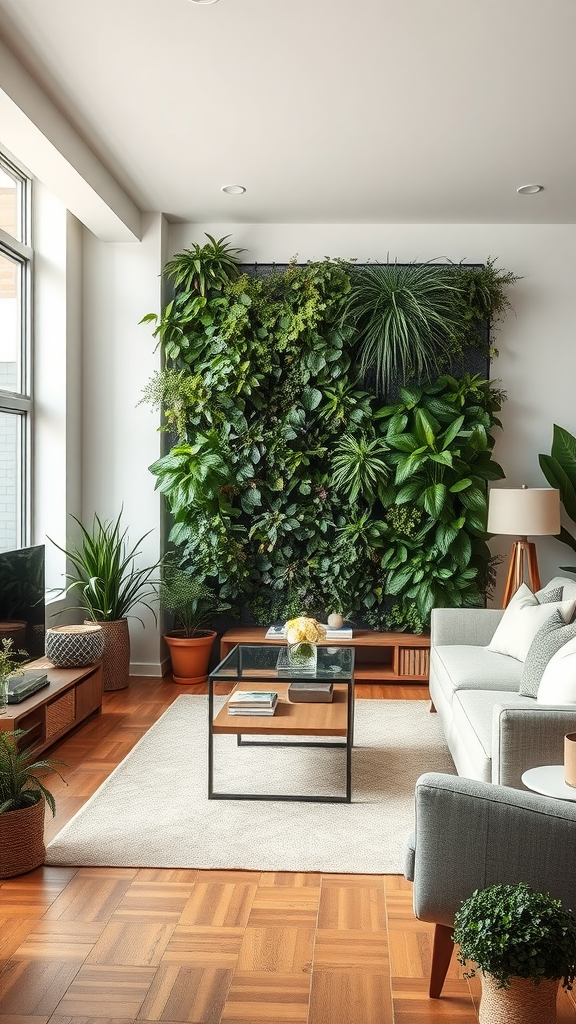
[0,658,103,754]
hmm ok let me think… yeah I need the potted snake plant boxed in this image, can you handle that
[50,511,159,691]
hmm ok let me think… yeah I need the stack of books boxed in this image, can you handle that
[227,690,278,716]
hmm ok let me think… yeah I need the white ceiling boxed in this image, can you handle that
[0,0,575,225]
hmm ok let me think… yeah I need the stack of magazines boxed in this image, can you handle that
[227,690,278,715]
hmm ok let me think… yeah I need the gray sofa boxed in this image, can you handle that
[429,576,576,789]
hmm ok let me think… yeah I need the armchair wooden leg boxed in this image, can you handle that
[429,923,454,998]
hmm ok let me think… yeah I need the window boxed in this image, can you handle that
[0,153,31,550]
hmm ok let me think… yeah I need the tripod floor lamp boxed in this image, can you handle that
[487,486,561,607]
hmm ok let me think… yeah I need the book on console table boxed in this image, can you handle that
[264,624,353,640]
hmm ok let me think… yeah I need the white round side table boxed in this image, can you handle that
[522,765,576,802]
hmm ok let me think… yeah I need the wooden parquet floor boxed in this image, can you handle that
[2,675,576,1024]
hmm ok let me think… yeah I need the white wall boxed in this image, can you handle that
[81,212,167,673]
[167,222,576,604]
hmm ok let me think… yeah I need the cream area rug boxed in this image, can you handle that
[45,695,455,874]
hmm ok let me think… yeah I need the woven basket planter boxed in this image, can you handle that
[45,624,104,667]
[480,973,559,1024]
[0,798,46,878]
[87,618,130,691]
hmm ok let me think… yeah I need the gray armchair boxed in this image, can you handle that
[405,772,576,998]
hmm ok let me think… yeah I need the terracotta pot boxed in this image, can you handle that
[164,630,217,685]
[0,798,46,878]
[86,618,130,691]
[480,972,559,1024]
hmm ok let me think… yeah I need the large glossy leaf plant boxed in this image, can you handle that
[142,236,511,632]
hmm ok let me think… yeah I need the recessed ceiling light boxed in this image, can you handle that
[517,184,544,195]
[221,184,246,195]
[188,1,219,5]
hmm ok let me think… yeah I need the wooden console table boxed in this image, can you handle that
[219,628,430,683]
[0,658,103,754]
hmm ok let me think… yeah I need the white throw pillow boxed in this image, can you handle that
[537,635,576,704]
[487,583,576,663]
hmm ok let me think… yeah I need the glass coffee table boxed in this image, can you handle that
[208,643,355,802]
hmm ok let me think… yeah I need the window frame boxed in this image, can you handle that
[0,149,33,548]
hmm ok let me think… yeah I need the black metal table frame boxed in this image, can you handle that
[208,646,355,803]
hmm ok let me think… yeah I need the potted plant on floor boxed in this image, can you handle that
[50,511,159,691]
[0,728,66,877]
[453,882,576,1024]
[160,560,230,684]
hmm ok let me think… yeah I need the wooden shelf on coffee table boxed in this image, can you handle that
[219,627,430,682]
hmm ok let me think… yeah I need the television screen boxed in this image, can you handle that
[0,544,45,661]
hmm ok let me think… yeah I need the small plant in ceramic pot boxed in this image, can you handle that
[453,882,576,1024]
[160,560,230,685]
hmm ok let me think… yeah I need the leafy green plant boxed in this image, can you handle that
[160,560,230,637]
[539,424,576,573]
[0,728,66,816]
[50,511,159,624]
[376,375,505,620]
[162,234,245,296]
[331,435,390,503]
[453,883,576,990]
[141,241,512,628]
[342,258,518,395]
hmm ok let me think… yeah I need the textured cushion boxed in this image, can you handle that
[519,611,576,697]
[487,583,576,662]
[536,586,563,603]
[537,636,576,704]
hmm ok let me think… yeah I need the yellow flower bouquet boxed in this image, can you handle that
[284,616,326,671]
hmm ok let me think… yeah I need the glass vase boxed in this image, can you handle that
[287,641,317,673]
[0,675,7,715]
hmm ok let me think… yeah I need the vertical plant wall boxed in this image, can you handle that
[142,239,515,632]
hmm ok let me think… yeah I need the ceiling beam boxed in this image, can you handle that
[0,36,141,242]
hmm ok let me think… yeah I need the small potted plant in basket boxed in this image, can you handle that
[160,560,230,685]
[0,727,66,878]
[453,882,576,1024]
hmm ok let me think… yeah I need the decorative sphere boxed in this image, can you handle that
[327,613,344,628]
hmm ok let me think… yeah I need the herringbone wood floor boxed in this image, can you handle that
[1,676,576,1023]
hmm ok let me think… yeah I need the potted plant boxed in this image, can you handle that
[0,728,66,877]
[50,510,159,691]
[160,561,230,685]
[453,882,576,1024]
[0,636,27,715]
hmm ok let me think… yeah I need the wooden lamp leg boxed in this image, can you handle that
[526,540,541,593]
[429,923,455,998]
[502,538,541,607]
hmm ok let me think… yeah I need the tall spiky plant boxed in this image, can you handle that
[50,510,159,624]
[343,260,461,395]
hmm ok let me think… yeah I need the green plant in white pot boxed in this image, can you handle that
[160,561,230,685]
[453,882,576,1024]
[50,511,159,691]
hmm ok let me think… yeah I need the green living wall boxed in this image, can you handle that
[142,240,514,632]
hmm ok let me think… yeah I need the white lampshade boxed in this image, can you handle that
[487,487,561,537]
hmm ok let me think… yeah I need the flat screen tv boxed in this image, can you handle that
[0,544,45,661]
